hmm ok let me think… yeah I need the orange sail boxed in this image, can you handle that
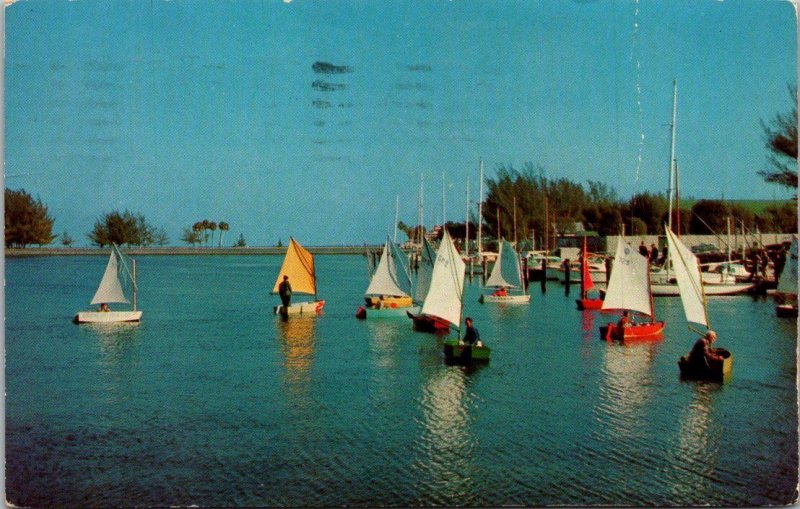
[272,237,317,296]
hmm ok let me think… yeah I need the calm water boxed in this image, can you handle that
[6,255,798,507]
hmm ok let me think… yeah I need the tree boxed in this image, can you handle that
[758,203,798,233]
[61,231,75,247]
[5,188,56,247]
[218,221,229,247]
[88,210,159,247]
[626,192,668,235]
[235,233,247,247]
[209,221,217,247]
[759,85,798,192]
[689,200,728,234]
[181,227,202,246]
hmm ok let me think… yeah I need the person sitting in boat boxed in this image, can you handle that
[98,303,110,312]
[617,310,631,329]
[463,317,482,347]
[688,330,723,367]
[278,275,292,308]
[650,244,659,262]
[492,286,508,297]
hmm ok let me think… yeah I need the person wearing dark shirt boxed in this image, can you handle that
[463,317,481,345]
[278,275,292,308]
[650,244,659,262]
[639,241,649,258]
[688,330,722,367]
[617,310,631,329]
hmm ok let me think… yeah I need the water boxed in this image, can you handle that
[6,255,798,507]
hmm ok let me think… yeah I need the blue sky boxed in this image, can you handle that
[5,0,797,246]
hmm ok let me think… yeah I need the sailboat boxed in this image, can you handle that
[271,237,325,316]
[355,238,413,319]
[74,244,142,324]
[775,236,798,318]
[669,227,733,380]
[599,238,665,341]
[407,230,465,334]
[576,237,603,310]
[479,238,530,303]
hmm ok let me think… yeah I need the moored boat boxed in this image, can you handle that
[576,237,604,310]
[774,236,798,318]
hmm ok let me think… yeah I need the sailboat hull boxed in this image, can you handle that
[678,348,733,381]
[443,338,491,365]
[74,310,143,324]
[776,304,798,318]
[600,321,665,341]
[479,294,531,304]
[355,304,413,319]
[407,310,452,334]
[576,298,603,310]
[274,300,326,316]
[651,282,753,296]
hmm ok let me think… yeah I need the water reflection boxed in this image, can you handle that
[595,342,659,438]
[670,382,723,501]
[365,320,404,370]
[413,367,477,503]
[275,317,317,391]
[84,322,141,370]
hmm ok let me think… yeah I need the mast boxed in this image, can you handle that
[419,174,425,246]
[393,195,399,244]
[132,257,137,311]
[726,216,732,264]
[465,180,470,258]
[478,159,484,258]
[497,207,501,242]
[441,170,446,231]
[667,79,678,232]
[513,196,518,247]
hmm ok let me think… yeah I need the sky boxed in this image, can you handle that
[4,0,797,246]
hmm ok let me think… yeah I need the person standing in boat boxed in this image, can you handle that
[650,244,659,262]
[688,330,723,367]
[278,275,292,309]
[463,317,481,346]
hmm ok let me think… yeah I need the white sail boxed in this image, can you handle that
[389,239,413,296]
[90,250,129,305]
[601,239,653,317]
[365,240,411,297]
[421,230,466,326]
[666,228,709,327]
[413,238,436,304]
[777,237,798,296]
[485,239,522,288]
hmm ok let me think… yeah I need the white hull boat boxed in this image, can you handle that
[74,310,143,324]
[74,244,142,324]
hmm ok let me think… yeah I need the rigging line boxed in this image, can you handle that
[632,0,644,185]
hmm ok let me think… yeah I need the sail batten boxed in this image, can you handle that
[485,239,522,289]
[601,239,653,317]
[90,250,130,305]
[666,227,709,327]
[420,230,466,326]
[272,237,317,296]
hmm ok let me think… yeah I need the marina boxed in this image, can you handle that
[5,253,797,507]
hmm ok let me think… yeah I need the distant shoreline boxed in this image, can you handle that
[5,246,381,257]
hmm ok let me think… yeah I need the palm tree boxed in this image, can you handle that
[201,220,210,246]
[209,221,217,248]
[218,221,229,247]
